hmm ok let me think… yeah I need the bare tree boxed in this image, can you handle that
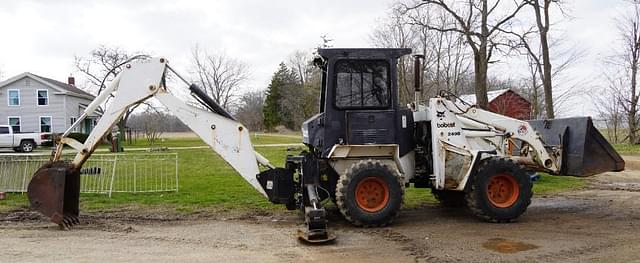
[371,6,418,103]
[302,68,323,118]
[525,0,560,118]
[74,45,150,94]
[140,107,167,145]
[512,31,585,118]
[521,54,543,118]
[235,90,266,131]
[499,0,570,118]
[287,49,324,120]
[287,50,314,86]
[621,0,640,144]
[371,4,473,104]
[403,0,527,109]
[422,9,473,96]
[74,45,151,138]
[601,0,640,144]
[191,47,251,110]
[593,78,624,144]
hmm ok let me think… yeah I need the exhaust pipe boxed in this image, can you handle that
[413,54,424,107]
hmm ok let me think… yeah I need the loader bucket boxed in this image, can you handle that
[528,117,625,177]
[27,161,80,227]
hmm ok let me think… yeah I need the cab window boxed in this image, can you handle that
[335,60,390,109]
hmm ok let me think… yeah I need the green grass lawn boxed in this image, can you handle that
[0,137,586,215]
[116,133,301,149]
[613,144,640,155]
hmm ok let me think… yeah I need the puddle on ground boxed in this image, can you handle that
[482,238,539,254]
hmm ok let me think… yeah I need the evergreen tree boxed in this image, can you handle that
[264,63,288,130]
[263,62,304,130]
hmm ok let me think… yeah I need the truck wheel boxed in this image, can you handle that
[432,189,466,207]
[20,141,35,153]
[465,157,532,222]
[335,159,404,227]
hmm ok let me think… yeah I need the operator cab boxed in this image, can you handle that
[302,48,414,158]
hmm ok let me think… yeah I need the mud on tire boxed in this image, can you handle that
[335,159,404,227]
[465,157,532,223]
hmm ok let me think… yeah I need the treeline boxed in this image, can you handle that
[72,0,640,145]
[127,112,189,133]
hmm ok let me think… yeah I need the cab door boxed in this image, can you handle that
[0,126,12,147]
[333,59,396,145]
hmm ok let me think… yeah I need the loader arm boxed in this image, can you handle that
[28,58,271,227]
[430,97,623,177]
[452,101,561,173]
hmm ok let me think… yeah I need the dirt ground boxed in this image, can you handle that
[2,171,640,262]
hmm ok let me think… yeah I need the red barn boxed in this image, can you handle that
[458,89,531,120]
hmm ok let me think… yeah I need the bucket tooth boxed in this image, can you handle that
[62,218,71,228]
[64,215,79,227]
[70,215,80,224]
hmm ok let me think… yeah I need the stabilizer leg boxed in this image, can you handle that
[298,184,336,243]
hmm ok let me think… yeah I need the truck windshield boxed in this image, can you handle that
[0,127,9,134]
[334,59,390,109]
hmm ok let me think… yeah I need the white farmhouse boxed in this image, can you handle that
[0,73,99,134]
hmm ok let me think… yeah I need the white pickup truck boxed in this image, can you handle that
[0,125,47,153]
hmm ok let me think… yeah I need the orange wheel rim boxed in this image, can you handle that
[487,173,519,208]
[355,177,390,212]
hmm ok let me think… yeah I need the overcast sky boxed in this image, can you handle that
[0,0,630,116]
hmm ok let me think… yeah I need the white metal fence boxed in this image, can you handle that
[0,153,179,197]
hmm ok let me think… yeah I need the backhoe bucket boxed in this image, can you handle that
[27,161,80,227]
[528,117,625,177]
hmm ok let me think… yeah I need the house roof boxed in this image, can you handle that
[0,72,95,100]
[457,88,527,105]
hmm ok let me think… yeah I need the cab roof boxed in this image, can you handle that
[317,48,412,60]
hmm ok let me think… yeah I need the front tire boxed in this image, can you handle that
[335,159,404,227]
[465,157,532,222]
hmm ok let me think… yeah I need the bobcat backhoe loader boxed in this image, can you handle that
[27,49,624,243]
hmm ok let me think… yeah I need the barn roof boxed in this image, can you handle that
[457,88,527,105]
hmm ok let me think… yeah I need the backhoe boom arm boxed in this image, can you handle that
[28,58,271,227]
[64,58,269,196]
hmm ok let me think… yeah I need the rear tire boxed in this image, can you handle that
[465,157,532,223]
[20,141,35,153]
[431,189,466,207]
[336,159,404,227]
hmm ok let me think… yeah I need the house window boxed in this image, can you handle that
[37,90,49,106]
[40,116,52,133]
[8,117,21,133]
[8,89,20,106]
[70,117,78,132]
